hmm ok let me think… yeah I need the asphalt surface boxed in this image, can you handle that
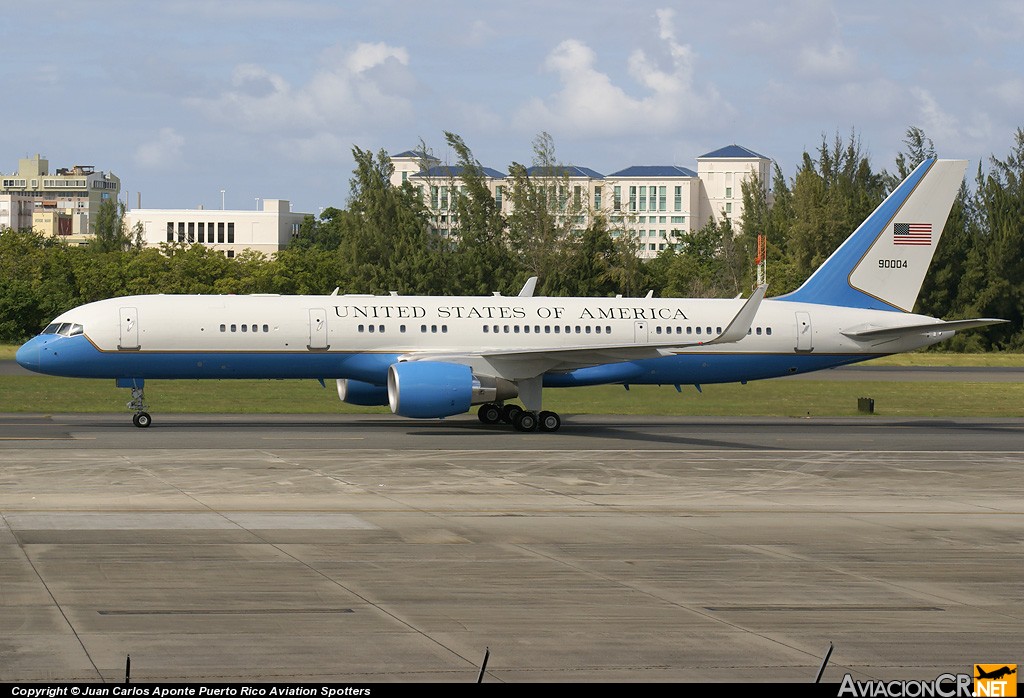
[1,413,1022,683]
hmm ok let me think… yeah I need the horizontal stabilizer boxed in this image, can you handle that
[842,318,1008,340]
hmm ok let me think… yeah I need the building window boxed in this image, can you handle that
[166,222,174,243]
[227,222,234,243]
[628,186,636,212]
[431,186,439,209]
[613,186,621,211]
[725,202,732,214]
[495,185,503,208]
[227,250,235,258]
[177,222,185,242]
[198,222,205,243]
[639,187,646,211]
[725,187,732,198]
[217,222,225,243]
[674,186,682,211]
[187,222,194,243]
[658,186,666,211]
[594,186,602,209]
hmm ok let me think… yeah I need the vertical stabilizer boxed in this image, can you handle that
[778,158,967,312]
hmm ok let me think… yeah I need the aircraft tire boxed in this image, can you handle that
[512,410,538,432]
[538,410,561,432]
[501,404,523,424]
[478,403,502,424]
[133,412,152,428]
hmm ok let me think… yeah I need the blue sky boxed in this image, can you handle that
[3,0,1022,214]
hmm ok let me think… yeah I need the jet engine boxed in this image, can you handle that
[387,361,517,418]
[336,379,389,406]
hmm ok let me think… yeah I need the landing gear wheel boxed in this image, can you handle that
[478,403,502,424]
[132,412,152,428]
[538,410,561,432]
[501,404,523,424]
[512,410,538,432]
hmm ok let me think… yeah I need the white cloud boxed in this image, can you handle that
[134,127,186,169]
[515,9,732,137]
[187,42,415,136]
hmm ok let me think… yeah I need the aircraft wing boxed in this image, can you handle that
[401,285,767,379]
[841,317,1008,341]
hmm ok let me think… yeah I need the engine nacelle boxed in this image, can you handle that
[387,362,518,419]
[336,379,389,406]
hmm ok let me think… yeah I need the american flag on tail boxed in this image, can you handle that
[893,222,932,245]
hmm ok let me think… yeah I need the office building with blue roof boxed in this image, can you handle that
[389,145,770,258]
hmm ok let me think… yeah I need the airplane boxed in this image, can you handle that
[975,666,1016,681]
[15,158,1006,432]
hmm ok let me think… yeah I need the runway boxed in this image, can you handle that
[1,414,1022,683]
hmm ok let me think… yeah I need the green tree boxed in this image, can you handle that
[444,131,518,295]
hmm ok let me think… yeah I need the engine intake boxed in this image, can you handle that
[336,379,389,406]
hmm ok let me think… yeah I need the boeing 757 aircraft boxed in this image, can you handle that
[15,158,1005,431]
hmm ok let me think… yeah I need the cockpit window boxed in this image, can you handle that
[43,322,85,337]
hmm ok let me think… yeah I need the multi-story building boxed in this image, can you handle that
[126,199,310,257]
[0,154,120,243]
[389,145,771,258]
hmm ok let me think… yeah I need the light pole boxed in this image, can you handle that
[255,197,260,210]
[220,190,225,210]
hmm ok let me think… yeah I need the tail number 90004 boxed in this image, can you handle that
[879,259,908,269]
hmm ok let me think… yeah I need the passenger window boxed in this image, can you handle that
[756,327,762,335]
[368,325,374,333]
[523,325,530,333]
[514,326,520,333]
[400,325,406,333]
[575,326,581,333]
[220,324,226,332]
[656,327,662,335]
[431,325,437,333]
[230,324,237,332]
[503,325,509,333]
[483,326,489,333]
[595,326,601,334]
[585,326,591,334]
[687,327,692,335]
[441,325,447,333]
[554,326,560,334]
[420,325,427,333]
[766,327,772,336]
[241,325,248,332]
[695,327,701,335]
[716,327,722,334]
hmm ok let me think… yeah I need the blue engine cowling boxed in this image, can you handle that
[336,379,389,406]
[387,361,473,418]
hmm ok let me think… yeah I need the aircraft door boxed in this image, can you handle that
[308,308,329,350]
[795,311,813,352]
[119,307,140,350]
[634,321,649,343]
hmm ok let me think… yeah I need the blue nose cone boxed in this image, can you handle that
[15,336,42,372]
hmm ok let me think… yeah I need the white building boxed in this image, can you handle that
[0,154,120,243]
[389,145,771,259]
[127,199,310,257]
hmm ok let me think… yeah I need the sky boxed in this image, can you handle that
[3,0,1022,215]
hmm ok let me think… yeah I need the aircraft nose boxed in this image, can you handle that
[15,337,41,372]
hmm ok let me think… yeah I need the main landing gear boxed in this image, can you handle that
[476,403,562,433]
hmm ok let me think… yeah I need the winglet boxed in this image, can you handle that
[518,277,538,297]
[707,284,767,345]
